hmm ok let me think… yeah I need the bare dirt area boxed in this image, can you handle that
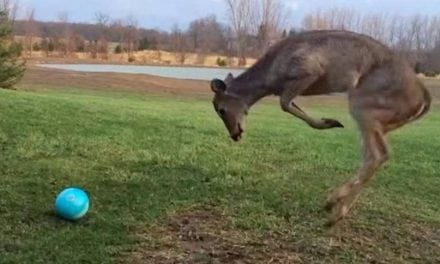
[20,66,211,97]
[122,207,301,264]
[122,207,440,264]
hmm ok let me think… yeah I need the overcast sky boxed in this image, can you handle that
[19,0,440,31]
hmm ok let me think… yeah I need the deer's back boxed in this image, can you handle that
[274,30,394,75]
[243,30,410,95]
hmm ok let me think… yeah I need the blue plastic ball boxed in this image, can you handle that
[55,187,89,221]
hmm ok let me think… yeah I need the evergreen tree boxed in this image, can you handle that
[0,9,25,89]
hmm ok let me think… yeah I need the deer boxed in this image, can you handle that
[210,30,431,226]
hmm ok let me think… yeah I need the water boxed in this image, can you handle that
[39,64,245,81]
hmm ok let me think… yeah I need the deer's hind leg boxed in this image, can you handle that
[324,68,429,226]
[325,119,389,226]
[325,79,392,224]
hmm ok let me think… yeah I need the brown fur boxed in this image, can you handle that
[210,30,431,225]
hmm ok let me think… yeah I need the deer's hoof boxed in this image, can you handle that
[324,200,336,212]
[325,202,349,228]
[325,218,337,228]
[322,118,344,128]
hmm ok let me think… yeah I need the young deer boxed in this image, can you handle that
[210,30,431,226]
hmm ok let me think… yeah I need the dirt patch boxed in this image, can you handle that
[20,66,211,97]
[123,207,301,264]
[317,217,440,264]
[122,207,440,264]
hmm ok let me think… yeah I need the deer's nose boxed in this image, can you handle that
[231,134,242,142]
[231,124,243,142]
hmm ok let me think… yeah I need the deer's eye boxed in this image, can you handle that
[218,109,226,116]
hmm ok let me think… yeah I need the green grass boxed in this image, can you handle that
[0,88,439,263]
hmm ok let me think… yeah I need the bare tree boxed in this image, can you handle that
[224,0,256,65]
[422,16,438,50]
[188,15,228,54]
[1,0,18,24]
[55,12,83,57]
[23,7,37,57]
[302,10,330,30]
[387,15,399,45]
[170,24,188,64]
[122,15,138,62]
[256,0,288,52]
[57,12,71,56]
[111,18,125,58]
[301,9,437,51]
[408,15,424,51]
[429,41,440,73]
[95,12,110,26]
[95,12,110,59]
[224,0,288,63]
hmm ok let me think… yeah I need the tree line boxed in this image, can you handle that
[8,0,440,74]
[14,0,290,66]
[301,8,440,75]
[14,13,230,61]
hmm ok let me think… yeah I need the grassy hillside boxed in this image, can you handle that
[0,87,439,263]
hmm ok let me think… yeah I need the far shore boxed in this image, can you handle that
[23,49,257,70]
[28,57,249,71]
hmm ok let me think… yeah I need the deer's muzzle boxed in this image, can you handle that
[231,124,244,142]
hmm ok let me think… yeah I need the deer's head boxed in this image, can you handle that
[211,73,248,142]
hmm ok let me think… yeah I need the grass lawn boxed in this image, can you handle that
[0,87,439,263]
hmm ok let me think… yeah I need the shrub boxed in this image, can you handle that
[114,44,122,54]
[216,57,227,67]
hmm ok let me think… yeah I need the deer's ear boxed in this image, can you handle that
[225,73,234,85]
[210,79,226,94]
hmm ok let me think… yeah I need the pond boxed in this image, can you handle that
[38,64,246,81]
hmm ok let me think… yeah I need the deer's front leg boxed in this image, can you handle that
[280,77,344,129]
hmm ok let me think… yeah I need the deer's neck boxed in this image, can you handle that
[228,77,270,107]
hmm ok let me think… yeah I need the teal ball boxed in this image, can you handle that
[55,187,89,221]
